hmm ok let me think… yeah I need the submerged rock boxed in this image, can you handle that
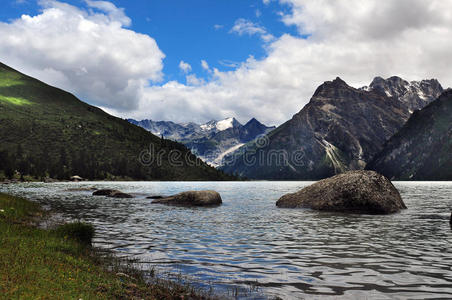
[108,191,134,199]
[151,190,222,207]
[276,170,406,214]
[93,189,120,196]
[92,189,133,198]
[146,195,165,199]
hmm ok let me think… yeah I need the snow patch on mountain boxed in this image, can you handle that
[216,117,235,131]
[211,143,245,167]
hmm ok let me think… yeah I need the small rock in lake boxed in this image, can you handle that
[92,189,133,198]
[146,195,164,199]
[151,190,222,207]
[92,189,120,196]
[108,191,134,198]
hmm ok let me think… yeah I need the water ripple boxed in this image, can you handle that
[2,181,452,299]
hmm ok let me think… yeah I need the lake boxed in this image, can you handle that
[2,181,452,299]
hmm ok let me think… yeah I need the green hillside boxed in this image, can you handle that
[0,63,233,181]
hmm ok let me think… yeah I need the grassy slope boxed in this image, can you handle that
[0,62,233,181]
[0,192,214,299]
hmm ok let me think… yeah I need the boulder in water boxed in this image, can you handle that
[146,195,165,199]
[92,189,133,198]
[151,190,222,207]
[108,191,134,198]
[93,189,120,196]
[276,170,406,214]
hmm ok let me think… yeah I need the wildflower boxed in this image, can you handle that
[0,209,4,213]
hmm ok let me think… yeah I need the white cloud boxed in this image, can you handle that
[213,24,223,30]
[84,0,131,26]
[201,60,210,71]
[3,0,452,127]
[118,0,452,126]
[185,74,205,86]
[219,60,240,68]
[230,18,275,42]
[255,9,262,18]
[0,0,164,110]
[178,60,192,73]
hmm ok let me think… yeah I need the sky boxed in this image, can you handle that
[1,0,452,126]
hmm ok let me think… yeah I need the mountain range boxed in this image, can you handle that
[1,60,448,181]
[128,117,275,167]
[0,62,233,181]
[221,76,444,179]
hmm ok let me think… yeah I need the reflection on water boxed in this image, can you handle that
[2,181,452,299]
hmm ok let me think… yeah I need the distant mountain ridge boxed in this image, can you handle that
[128,117,275,167]
[367,89,452,180]
[221,76,443,179]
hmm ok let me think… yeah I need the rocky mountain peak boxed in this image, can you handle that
[332,76,347,85]
[366,76,443,111]
[369,76,409,97]
[312,77,358,100]
[244,117,264,128]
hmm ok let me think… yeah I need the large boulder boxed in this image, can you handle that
[151,190,222,207]
[276,170,406,214]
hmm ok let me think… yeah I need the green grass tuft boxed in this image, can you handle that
[55,222,95,246]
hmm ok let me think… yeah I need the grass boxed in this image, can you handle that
[54,222,95,246]
[0,192,219,299]
[0,95,32,106]
[0,70,24,87]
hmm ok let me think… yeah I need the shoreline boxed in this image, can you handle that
[0,192,220,299]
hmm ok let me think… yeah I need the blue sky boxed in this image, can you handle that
[1,0,298,84]
[1,0,451,125]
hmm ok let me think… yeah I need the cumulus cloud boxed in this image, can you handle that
[120,0,452,126]
[230,18,275,42]
[185,74,205,86]
[2,0,452,127]
[0,0,164,110]
[84,0,131,26]
[201,60,210,71]
[178,60,192,73]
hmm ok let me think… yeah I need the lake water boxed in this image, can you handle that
[2,181,452,299]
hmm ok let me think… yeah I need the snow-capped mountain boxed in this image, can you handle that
[199,117,242,133]
[128,117,275,167]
